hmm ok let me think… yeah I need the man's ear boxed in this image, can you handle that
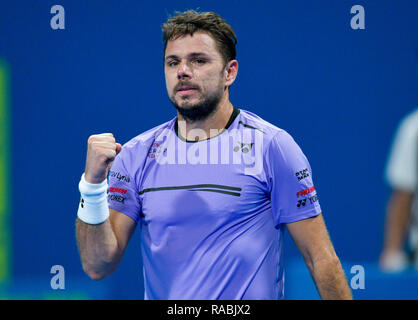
[224,60,238,87]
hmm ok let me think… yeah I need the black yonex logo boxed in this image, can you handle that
[297,194,319,208]
[80,198,84,208]
[233,142,254,153]
[297,199,307,208]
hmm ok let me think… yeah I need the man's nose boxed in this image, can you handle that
[177,61,192,79]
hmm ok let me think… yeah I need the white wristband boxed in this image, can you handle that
[77,173,109,225]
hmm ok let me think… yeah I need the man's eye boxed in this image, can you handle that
[167,61,178,67]
[194,59,206,64]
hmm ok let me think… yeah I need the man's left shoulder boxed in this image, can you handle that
[238,109,283,135]
[237,109,295,147]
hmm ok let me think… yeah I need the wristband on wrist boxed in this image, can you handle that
[77,173,109,225]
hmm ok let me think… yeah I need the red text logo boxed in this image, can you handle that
[296,186,315,198]
[109,187,127,194]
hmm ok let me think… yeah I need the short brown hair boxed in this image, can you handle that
[162,10,237,66]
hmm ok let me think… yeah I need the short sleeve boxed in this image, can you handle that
[385,112,418,192]
[107,150,142,223]
[266,131,321,226]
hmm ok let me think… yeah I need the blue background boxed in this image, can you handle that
[0,0,417,299]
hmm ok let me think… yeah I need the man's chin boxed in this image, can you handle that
[174,103,218,122]
[176,102,199,110]
[169,90,222,122]
[172,97,202,111]
[175,104,201,115]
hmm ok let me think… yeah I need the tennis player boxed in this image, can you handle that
[76,10,352,300]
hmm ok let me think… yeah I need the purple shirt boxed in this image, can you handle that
[107,107,321,299]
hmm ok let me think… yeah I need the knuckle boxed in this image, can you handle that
[99,154,110,162]
[89,142,100,150]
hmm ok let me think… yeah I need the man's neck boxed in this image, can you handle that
[177,93,234,142]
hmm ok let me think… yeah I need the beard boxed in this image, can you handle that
[169,83,224,122]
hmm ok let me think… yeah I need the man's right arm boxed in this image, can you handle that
[76,209,137,280]
[75,133,136,280]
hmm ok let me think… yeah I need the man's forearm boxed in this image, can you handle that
[310,256,352,300]
[76,218,121,280]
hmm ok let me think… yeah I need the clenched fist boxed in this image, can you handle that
[84,133,122,184]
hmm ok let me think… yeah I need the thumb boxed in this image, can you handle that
[115,143,123,155]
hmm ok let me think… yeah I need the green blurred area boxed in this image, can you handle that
[0,61,93,300]
[0,290,89,300]
[0,58,11,285]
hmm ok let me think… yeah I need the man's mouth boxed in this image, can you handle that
[177,86,198,94]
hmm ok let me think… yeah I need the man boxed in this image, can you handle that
[76,10,352,300]
[380,108,418,272]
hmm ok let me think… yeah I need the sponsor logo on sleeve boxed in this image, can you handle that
[296,186,315,198]
[295,168,310,181]
[109,171,131,183]
[108,194,126,204]
[297,194,318,208]
[108,187,127,194]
